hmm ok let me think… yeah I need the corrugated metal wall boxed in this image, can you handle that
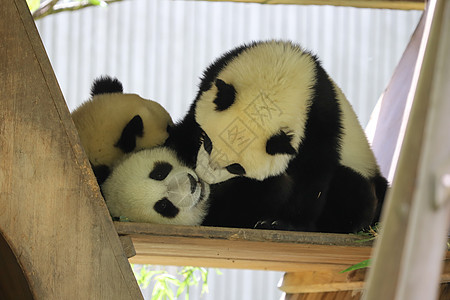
[35,1,421,299]
[36,0,421,125]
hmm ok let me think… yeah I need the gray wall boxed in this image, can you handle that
[35,1,421,299]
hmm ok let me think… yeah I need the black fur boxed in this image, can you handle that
[266,131,296,155]
[115,115,144,153]
[214,79,237,111]
[372,175,389,223]
[197,45,250,96]
[90,76,123,96]
[315,166,378,233]
[154,198,179,218]
[92,164,110,185]
[275,58,344,231]
[164,43,252,167]
[166,41,388,233]
[187,174,197,194]
[164,112,202,168]
[149,162,173,181]
[203,132,213,155]
[202,175,293,228]
[225,163,246,176]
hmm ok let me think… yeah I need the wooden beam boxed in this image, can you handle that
[119,235,137,259]
[281,259,450,294]
[283,283,450,300]
[0,0,142,298]
[193,0,425,10]
[280,268,367,293]
[284,290,363,300]
[116,222,373,271]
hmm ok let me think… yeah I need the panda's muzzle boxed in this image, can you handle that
[167,172,203,208]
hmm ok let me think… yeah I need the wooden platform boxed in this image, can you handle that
[116,222,450,294]
[115,222,373,271]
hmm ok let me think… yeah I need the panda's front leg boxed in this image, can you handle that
[253,167,334,232]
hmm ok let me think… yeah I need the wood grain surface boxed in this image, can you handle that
[198,0,425,10]
[0,0,142,298]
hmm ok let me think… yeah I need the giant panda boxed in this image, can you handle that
[71,76,173,184]
[165,40,388,233]
[102,147,210,225]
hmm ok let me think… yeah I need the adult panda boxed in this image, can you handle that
[166,40,388,233]
[102,147,210,225]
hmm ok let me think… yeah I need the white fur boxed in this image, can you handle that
[195,41,316,182]
[102,147,210,225]
[71,93,173,168]
[195,41,379,183]
[332,82,379,178]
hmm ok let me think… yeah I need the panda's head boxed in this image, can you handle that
[193,41,318,183]
[71,76,173,184]
[101,147,210,225]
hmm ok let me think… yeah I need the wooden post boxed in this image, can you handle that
[364,0,450,299]
[0,0,142,298]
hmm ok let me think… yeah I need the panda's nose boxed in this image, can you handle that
[187,173,197,194]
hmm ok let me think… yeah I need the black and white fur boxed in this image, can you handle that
[102,147,210,225]
[166,40,388,233]
[71,76,173,184]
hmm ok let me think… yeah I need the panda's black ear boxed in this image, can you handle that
[266,131,296,155]
[115,115,144,153]
[90,76,123,96]
[166,124,174,135]
[213,79,236,111]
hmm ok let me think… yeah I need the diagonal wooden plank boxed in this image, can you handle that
[364,0,450,299]
[0,0,142,298]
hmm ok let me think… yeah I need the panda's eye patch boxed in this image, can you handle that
[202,132,213,154]
[226,163,246,175]
[149,162,173,180]
[154,198,179,218]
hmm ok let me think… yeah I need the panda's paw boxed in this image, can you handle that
[254,220,276,229]
[254,219,290,230]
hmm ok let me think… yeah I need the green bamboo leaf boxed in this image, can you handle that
[156,273,179,284]
[176,281,186,297]
[163,279,174,300]
[152,281,164,300]
[340,259,372,273]
[136,268,164,289]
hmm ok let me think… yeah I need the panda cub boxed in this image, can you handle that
[166,40,388,233]
[71,76,173,184]
[102,147,210,225]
